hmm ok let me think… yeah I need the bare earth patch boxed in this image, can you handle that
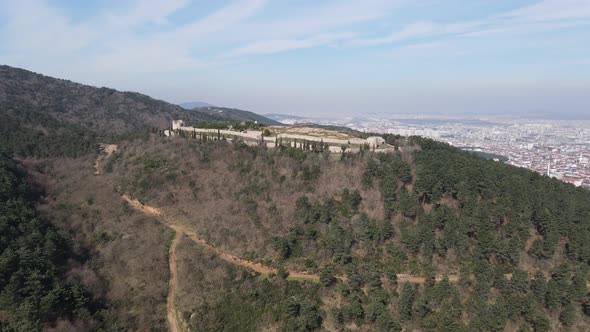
[93,144,117,175]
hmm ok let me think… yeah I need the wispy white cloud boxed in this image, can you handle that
[0,0,94,55]
[348,0,590,48]
[217,0,404,58]
[88,0,270,74]
[462,20,590,38]
[104,0,191,28]
[242,0,404,38]
[224,33,356,57]
[349,21,482,46]
[502,0,590,22]
[2,0,587,64]
[181,0,404,50]
[0,0,400,73]
[0,0,273,76]
[159,0,269,43]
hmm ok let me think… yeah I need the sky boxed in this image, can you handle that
[0,0,589,118]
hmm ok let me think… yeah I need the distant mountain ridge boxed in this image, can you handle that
[265,113,308,121]
[179,101,214,109]
[0,65,279,156]
[192,106,283,126]
[0,65,218,135]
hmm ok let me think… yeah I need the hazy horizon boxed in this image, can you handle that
[1,0,588,119]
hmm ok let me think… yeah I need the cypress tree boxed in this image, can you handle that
[560,303,576,327]
[531,272,547,305]
[399,284,417,321]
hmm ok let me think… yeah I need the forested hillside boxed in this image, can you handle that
[0,66,219,158]
[191,106,282,125]
[96,133,590,331]
[0,153,120,330]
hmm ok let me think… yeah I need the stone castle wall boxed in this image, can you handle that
[169,121,391,153]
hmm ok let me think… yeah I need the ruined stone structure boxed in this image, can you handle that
[172,120,185,130]
[169,120,392,153]
[366,136,386,148]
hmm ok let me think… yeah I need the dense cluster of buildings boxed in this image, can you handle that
[274,115,590,188]
[438,122,590,188]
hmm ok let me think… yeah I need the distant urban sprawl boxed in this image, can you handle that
[270,115,590,189]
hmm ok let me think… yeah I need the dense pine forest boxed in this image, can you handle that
[100,134,590,331]
[2,130,590,331]
[0,153,125,330]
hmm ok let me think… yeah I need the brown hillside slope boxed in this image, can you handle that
[0,65,216,136]
[32,156,170,331]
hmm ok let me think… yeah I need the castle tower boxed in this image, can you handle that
[172,120,185,130]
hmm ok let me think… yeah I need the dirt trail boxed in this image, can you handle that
[91,147,478,287]
[396,274,460,283]
[121,195,162,215]
[163,219,322,280]
[119,194,466,284]
[93,144,117,175]
[166,229,181,332]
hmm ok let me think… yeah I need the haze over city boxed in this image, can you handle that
[1,0,589,118]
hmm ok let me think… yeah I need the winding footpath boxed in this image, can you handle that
[119,192,464,284]
[93,144,117,175]
[118,195,183,331]
[166,229,181,332]
[97,147,461,286]
[120,194,322,280]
